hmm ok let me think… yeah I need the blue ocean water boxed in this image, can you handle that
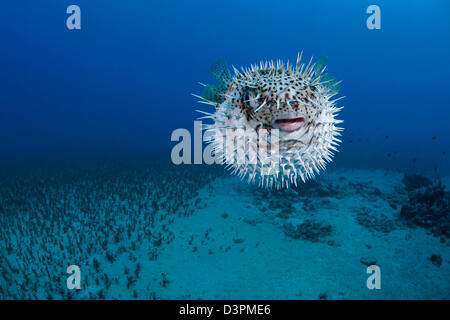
[0,1,449,299]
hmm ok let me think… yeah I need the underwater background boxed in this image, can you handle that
[0,0,449,299]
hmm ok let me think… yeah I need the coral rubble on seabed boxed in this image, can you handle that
[0,164,448,299]
[146,169,449,299]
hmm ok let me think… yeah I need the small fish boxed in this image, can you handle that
[443,152,446,156]
[432,136,437,140]
[412,157,418,162]
[385,135,389,139]
[386,153,392,157]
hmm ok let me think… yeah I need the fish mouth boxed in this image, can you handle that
[272,117,306,132]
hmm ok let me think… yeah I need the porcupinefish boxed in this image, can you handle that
[194,53,343,189]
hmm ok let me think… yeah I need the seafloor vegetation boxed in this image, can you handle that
[0,163,448,299]
[0,163,222,299]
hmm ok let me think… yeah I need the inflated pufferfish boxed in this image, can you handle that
[195,53,343,189]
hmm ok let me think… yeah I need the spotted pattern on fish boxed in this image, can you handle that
[195,53,344,189]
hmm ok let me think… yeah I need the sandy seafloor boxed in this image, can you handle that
[137,170,450,300]
[0,165,449,300]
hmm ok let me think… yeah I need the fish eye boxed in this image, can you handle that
[242,89,259,109]
[243,90,250,102]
